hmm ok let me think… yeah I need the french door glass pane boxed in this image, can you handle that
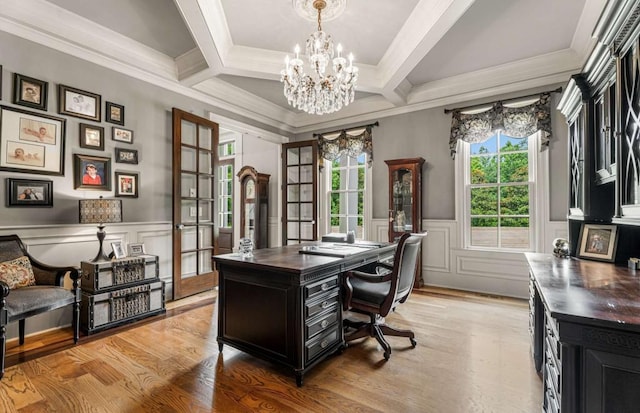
[182,147,196,172]
[181,252,197,278]
[181,200,197,223]
[181,120,196,146]
[200,225,213,248]
[300,146,313,164]
[288,185,299,202]
[199,125,212,150]
[181,227,197,250]
[181,174,196,198]
[287,148,299,165]
[287,166,300,183]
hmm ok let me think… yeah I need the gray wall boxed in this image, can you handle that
[295,92,570,222]
[0,31,286,226]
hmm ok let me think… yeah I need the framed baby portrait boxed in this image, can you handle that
[12,73,48,111]
[0,105,66,176]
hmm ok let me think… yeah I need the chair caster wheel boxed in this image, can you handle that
[410,338,417,348]
[383,351,390,361]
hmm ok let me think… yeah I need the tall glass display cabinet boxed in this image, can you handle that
[385,157,425,287]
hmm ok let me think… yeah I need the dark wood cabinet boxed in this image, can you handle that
[526,253,640,413]
[385,158,424,240]
[237,165,270,249]
[556,2,640,261]
[385,158,424,287]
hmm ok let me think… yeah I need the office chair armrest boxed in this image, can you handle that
[345,269,393,283]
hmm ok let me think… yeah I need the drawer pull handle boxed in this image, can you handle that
[321,282,330,291]
[320,320,329,328]
[320,340,329,349]
[321,300,330,309]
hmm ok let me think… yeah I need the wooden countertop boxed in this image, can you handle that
[525,253,640,332]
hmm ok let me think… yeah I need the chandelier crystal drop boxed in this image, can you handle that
[281,0,358,115]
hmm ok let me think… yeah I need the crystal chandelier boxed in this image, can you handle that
[281,0,359,115]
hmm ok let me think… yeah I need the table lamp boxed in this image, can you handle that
[79,196,122,262]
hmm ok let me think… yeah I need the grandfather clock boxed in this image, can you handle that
[385,158,425,287]
[238,166,270,249]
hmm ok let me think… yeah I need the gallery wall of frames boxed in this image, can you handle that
[1,65,140,204]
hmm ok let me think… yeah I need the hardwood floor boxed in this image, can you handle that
[0,288,542,412]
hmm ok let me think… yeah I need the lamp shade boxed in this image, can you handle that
[79,198,122,224]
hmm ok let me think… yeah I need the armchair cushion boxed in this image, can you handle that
[0,256,36,289]
[4,286,76,321]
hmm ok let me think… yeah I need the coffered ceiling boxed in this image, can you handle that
[0,0,607,134]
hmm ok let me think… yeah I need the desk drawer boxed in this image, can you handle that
[305,327,339,363]
[305,291,339,319]
[306,310,338,340]
[305,276,338,301]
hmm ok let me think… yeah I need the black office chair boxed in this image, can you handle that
[342,232,426,360]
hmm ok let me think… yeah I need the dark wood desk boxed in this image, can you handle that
[526,253,640,412]
[213,242,395,386]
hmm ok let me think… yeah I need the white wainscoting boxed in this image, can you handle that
[370,219,568,299]
[0,222,171,340]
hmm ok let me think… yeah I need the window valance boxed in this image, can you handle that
[447,91,558,158]
[315,122,378,167]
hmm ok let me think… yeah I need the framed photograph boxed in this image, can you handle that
[5,178,53,207]
[105,101,124,126]
[58,84,101,122]
[12,73,48,111]
[73,154,111,191]
[79,123,104,151]
[577,224,619,262]
[115,171,138,198]
[115,147,138,164]
[0,105,66,176]
[111,241,126,259]
[112,127,133,144]
[127,243,146,257]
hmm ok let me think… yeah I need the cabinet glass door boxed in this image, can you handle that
[391,168,413,233]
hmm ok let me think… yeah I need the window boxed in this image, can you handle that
[459,131,541,250]
[218,141,235,157]
[217,161,233,228]
[326,153,367,238]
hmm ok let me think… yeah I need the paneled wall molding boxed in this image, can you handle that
[371,218,568,299]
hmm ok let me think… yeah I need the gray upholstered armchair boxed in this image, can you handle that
[0,234,80,378]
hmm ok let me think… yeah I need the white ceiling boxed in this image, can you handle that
[0,0,608,134]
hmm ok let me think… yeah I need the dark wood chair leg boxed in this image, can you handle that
[0,325,5,379]
[18,319,25,345]
[373,324,391,360]
[379,325,415,339]
[73,301,80,344]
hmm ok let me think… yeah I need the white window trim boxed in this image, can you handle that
[454,132,549,252]
[319,156,372,240]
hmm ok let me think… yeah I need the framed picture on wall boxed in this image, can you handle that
[12,73,48,111]
[112,126,133,144]
[105,101,125,125]
[73,154,111,191]
[115,171,138,198]
[58,84,101,122]
[577,224,618,262]
[79,123,105,151]
[115,147,138,164]
[5,178,53,207]
[0,105,66,176]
